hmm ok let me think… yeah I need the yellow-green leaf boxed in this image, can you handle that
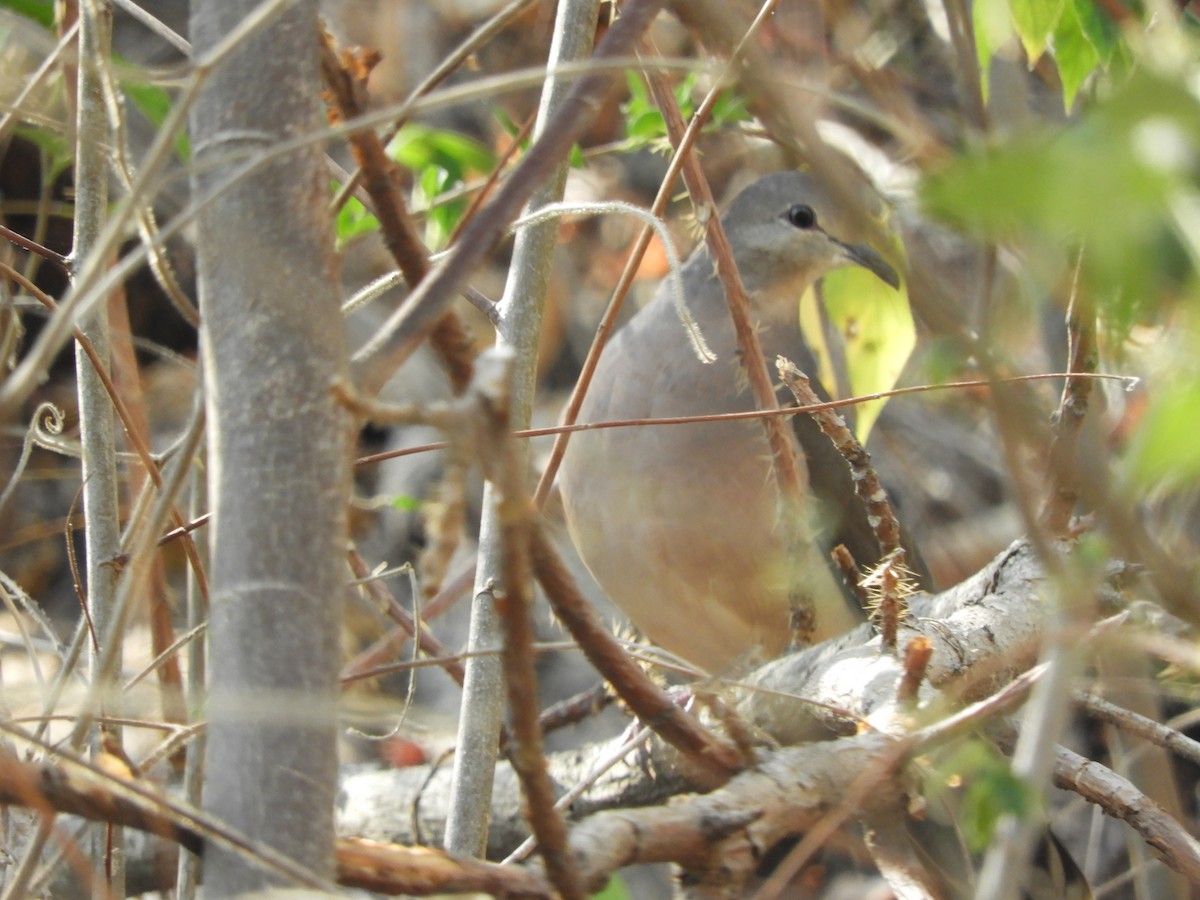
[799,236,916,443]
[1053,0,1100,110]
[1011,0,1066,64]
[974,0,1014,101]
[1127,374,1200,489]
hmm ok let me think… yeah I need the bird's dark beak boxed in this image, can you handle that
[837,240,901,289]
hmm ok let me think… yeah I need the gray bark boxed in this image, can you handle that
[189,1,350,894]
[444,0,601,856]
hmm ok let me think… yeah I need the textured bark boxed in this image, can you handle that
[190,2,350,894]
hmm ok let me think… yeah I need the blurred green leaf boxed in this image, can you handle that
[390,494,422,513]
[626,108,667,142]
[711,88,750,129]
[922,70,1198,321]
[388,123,494,176]
[123,80,189,162]
[0,0,54,28]
[334,189,380,248]
[1072,0,1122,65]
[14,123,71,181]
[620,70,749,150]
[973,0,1013,100]
[590,875,632,900]
[387,124,495,250]
[673,71,698,120]
[1011,0,1066,62]
[494,107,521,138]
[1128,374,1200,488]
[928,740,1037,854]
[973,0,1127,108]
[417,165,457,249]
[1053,0,1100,110]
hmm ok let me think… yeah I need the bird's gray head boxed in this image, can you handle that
[718,171,900,298]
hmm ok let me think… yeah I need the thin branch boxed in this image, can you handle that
[318,30,475,394]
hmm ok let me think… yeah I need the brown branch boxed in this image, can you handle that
[341,547,467,689]
[336,837,550,897]
[1076,691,1200,769]
[1040,256,1096,535]
[0,222,70,270]
[318,29,476,395]
[778,357,915,645]
[359,371,1137,467]
[777,358,905,562]
[0,742,556,897]
[1053,746,1200,883]
[106,286,187,762]
[529,524,746,788]
[329,0,544,217]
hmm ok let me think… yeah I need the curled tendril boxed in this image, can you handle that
[0,402,66,517]
[34,402,65,440]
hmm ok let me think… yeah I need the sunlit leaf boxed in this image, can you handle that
[973,0,1014,100]
[390,494,422,512]
[388,123,494,177]
[1011,0,1066,63]
[590,874,632,900]
[1053,0,1100,110]
[821,250,916,441]
[386,125,495,250]
[798,234,914,442]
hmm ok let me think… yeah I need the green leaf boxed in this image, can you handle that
[816,237,916,441]
[674,72,699,120]
[923,69,1199,318]
[1127,375,1200,489]
[387,125,495,249]
[710,88,751,129]
[926,740,1038,854]
[590,874,632,900]
[973,0,1013,101]
[0,0,54,28]
[494,107,521,138]
[626,108,666,143]
[1072,0,1122,65]
[387,123,494,180]
[14,123,71,180]
[1011,0,1066,63]
[123,80,189,162]
[962,765,1035,851]
[334,190,380,248]
[1052,0,1100,110]
[417,165,456,248]
[390,495,422,513]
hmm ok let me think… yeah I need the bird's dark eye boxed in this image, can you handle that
[786,204,817,229]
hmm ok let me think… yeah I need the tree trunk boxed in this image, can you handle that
[189,2,349,893]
